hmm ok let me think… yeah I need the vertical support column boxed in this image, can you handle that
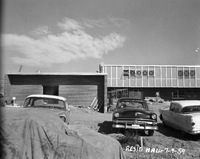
[141,66,143,87]
[104,74,107,113]
[171,66,173,87]
[116,66,118,87]
[195,67,197,87]
[122,66,124,87]
[110,66,113,87]
[183,67,185,87]
[189,67,191,87]
[166,66,167,87]
[154,66,156,87]
[177,66,179,87]
[160,66,162,87]
[128,66,130,87]
[147,66,149,87]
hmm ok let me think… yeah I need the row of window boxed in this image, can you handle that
[172,90,199,99]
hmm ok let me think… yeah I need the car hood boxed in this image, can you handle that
[113,107,154,119]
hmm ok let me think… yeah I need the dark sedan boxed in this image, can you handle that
[112,97,158,136]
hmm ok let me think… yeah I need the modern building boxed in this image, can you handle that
[99,64,200,100]
[2,64,200,113]
[4,73,107,112]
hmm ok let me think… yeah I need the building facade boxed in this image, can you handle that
[99,64,200,100]
[4,73,107,112]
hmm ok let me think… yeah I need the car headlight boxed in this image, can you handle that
[114,113,119,118]
[151,114,157,120]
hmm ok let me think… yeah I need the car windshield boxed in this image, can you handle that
[23,97,66,110]
[181,105,200,113]
[117,100,145,109]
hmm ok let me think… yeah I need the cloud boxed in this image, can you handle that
[30,26,52,37]
[57,18,84,31]
[108,16,130,27]
[2,18,126,67]
[83,18,107,28]
[83,16,130,28]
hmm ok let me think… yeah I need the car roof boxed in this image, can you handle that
[171,100,200,108]
[26,94,67,101]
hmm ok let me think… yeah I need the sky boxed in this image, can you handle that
[1,0,200,73]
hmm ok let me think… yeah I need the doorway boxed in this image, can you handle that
[43,86,59,96]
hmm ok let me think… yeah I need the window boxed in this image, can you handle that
[181,106,200,113]
[24,97,66,110]
[170,103,180,113]
[173,104,180,113]
[171,90,185,99]
[170,103,175,111]
[117,100,145,110]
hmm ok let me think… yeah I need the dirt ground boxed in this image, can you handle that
[69,103,200,159]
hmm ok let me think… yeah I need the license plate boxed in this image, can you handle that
[132,124,140,128]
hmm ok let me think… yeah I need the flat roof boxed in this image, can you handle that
[100,64,200,67]
[7,72,107,76]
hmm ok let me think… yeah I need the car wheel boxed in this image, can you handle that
[148,130,154,136]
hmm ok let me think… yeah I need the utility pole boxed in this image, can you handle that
[18,65,23,72]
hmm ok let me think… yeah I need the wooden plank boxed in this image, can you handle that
[59,85,98,106]
[9,85,43,105]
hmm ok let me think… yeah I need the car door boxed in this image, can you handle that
[165,103,176,127]
[170,104,182,130]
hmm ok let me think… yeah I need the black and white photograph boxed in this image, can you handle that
[1,0,200,158]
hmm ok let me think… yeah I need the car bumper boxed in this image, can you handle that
[188,129,200,135]
[112,120,158,130]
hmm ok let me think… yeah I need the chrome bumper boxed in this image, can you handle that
[112,120,158,130]
[188,129,200,135]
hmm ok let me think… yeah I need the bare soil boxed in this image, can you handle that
[69,103,200,159]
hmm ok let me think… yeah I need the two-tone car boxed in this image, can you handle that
[159,100,200,135]
[23,94,70,124]
[112,97,158,136]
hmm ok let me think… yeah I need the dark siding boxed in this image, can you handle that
[6,74,106,112]
[59,85,97,106]
[9,85,43,105]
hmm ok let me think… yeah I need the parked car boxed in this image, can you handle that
[112,97,158,136]
[159,100,200,135]
[23,94,70,124]
[0,107,125,159]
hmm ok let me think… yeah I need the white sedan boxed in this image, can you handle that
[159,100,200,135]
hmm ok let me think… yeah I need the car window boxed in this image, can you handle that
[173,104,180,113]
[117,100,145,109]
[181,105,200,113]
[24,97,66,110]
[170,103,175,111]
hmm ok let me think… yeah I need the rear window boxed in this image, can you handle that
[24,97,66,110]
[181,105,200,113]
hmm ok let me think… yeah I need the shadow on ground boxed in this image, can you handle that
[98,121,113,134]
[157,123,200,141]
